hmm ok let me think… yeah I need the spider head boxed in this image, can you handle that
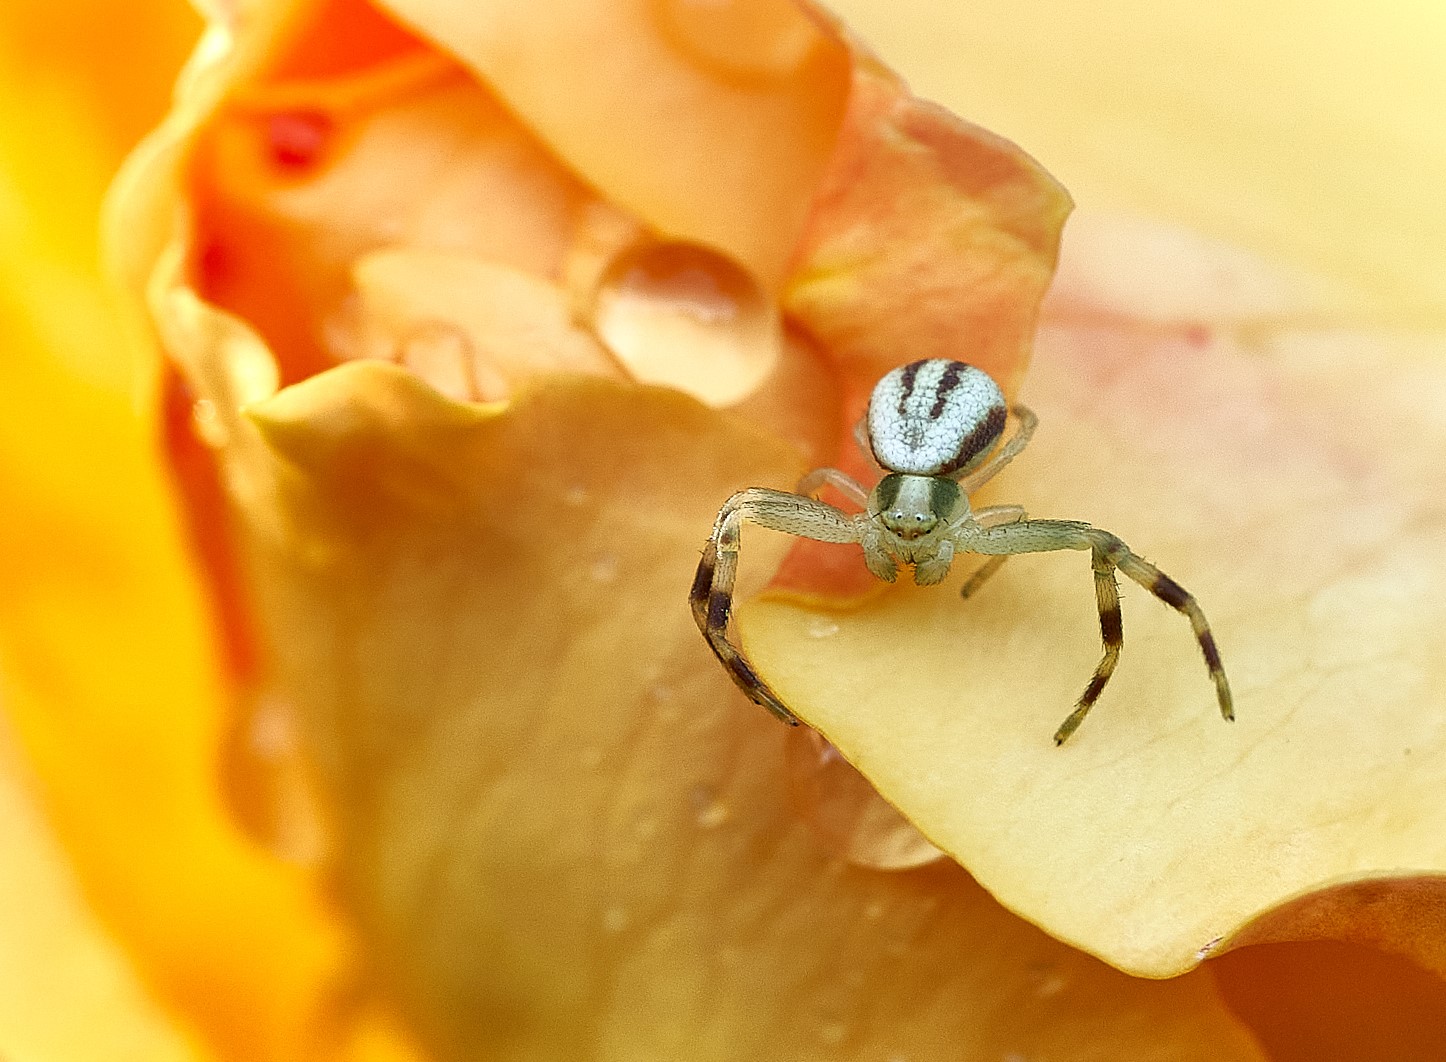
[872,473,962,541]
[866,359,1007,477]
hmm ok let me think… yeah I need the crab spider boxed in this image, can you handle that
[690,358,1234,745]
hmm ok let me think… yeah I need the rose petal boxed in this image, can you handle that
[741,221,1446,978]
[826,0,1446,322]
[0,2,418,1052]
[191,51,597,381]
[374,0,853,286]
[235,364,1264,1060]
[0,722,199,1061]
[784,28,1070,398]
[346,248,623,400]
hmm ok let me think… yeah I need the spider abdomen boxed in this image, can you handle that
[867,359,1007,477]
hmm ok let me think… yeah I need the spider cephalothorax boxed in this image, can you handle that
[690,358,1234,745]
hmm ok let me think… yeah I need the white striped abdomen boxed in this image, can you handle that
[867,359,1007,476]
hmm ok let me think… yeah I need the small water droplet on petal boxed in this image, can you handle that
[603,906,630,933]
[591,241,779,407]
[806,616,840,639]
[689,784,730,829]
[589,553,620,584]
[787,729,945,871]
[657,0,824,82]
[397,322,477,401]
[223,688,329,866]
[191,398,225,446]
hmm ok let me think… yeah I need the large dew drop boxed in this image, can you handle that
[786,728,945,871]
[590,241,780,407]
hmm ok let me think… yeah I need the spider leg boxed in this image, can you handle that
[958,505,1026,600]
[957,405,1038,494]
[690,488,860,725]
[795,466,869,509]
[958,519,1232,744]
[851,417,886,474]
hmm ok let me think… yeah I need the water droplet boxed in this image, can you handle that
[397,321,477,402]
[786,729,945,871]
[563,484,591,508]
[590,241,780,407]
[1027,961,1068,999]
[603,906,630,933]
[1035,974,1067,999]
[657,0,824,82]
[222,688,329,866]
[191,397,226,447]
[589,553,620,584]
[863,899,886,920]
[266,109,334,172]
[689,784,730,829]
[818,1020,848,1046]
[805,616,840,639]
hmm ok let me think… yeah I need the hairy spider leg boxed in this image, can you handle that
[956,505,1027,600]
[795,467,870,509]
[690,488,860,725]
[957,519,1234,744]
[957,405,1038,493]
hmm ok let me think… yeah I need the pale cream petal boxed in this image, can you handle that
[741,220,1446,978]
[232,364,1265,1060]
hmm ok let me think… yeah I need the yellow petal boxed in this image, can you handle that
[0,721,201,1062]
[0,0,413,1055]
[828,0,1446,323]
[236,364,1264,1059]
[741,216,1446,979]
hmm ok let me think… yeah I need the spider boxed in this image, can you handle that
[689,358,1234,745]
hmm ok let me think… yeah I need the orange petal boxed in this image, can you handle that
[741,217,1446,984]
[232,365,1265,1059]
[0,723,202,1062]
[784,31,1071,398]
[376,0,853,287]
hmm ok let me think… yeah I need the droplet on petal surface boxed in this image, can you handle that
[395,321,479,402]
[222,687,329,867]
[591,241,780,407]
[786,728,945,871]
[656,0,824,83]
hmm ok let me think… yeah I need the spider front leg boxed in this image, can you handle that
[690,487,861,725]
[957,505,1026,600]
[958,519,1233,744]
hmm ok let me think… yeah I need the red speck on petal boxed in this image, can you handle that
[1185,324,1213,348]
[196,238,231,294]
[265,110,333,172]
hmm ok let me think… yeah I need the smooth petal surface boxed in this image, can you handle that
[741,217,1446,981]
[238,364,1265,1061]
[828,0,1446,323]
[0,720,200,1062]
